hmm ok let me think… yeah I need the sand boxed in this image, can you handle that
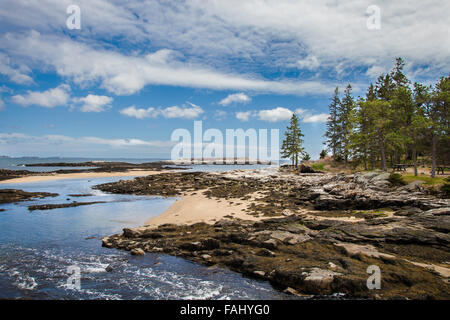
[0,170,169,184]
[144,192,265,227]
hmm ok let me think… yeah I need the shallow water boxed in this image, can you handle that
[0,176,292,300]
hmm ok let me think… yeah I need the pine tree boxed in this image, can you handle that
[338,84,355,164]
[282,114,304,167]
[324,87,340,161]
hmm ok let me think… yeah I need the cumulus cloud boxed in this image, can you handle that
[236,111,253,122]
[120,106,159,119]
[161,103,204,119]
[235,107,329,123]
[76,94,113,112]
[11,84,70,108]
[296,108,329,123]
[258,107,293,122]
[120,103,204,120]
[219,93,251,106]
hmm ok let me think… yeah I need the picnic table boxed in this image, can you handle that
[436,166,449,175]
[392,164,408,171]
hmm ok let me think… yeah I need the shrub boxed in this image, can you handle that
[388,173,406,186]
[441,177,450,196]
[319,150,327,159]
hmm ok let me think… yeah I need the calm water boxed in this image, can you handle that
[0,175,291,300]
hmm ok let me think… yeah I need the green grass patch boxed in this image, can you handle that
[311,163,325,171]
[402,175,446,186]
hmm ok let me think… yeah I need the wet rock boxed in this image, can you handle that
[130,248,145,256]
[123,228,142,238]
[28,201,105,211]
[0,189,58,204]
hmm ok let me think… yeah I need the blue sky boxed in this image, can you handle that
[0,1,449,159]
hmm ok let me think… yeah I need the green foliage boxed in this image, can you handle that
[323,57,449,174]
[319,150,327,159]
[441,177,450,196]
[388,173,406,186]
[281,114,304,167]
[303,152,311,161]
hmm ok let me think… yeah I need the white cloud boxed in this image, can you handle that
[160,103,204,119]
[234,107,328,123]
[1,32,335,96]
[0,97,4,110]
[258,107,293,122]
[214,110,227,120]
[120,106,159,119]
[11,84,70,108]
[76,94,113,112]
[0,53,34,84]
[295,108,329,123]
[365,65,386,79]
[0,132,175,157]
[296,55,320,70]
[120,103,204,120]
[236,111,253,122]
[219,93,251,106]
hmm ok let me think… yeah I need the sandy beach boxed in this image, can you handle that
[0,170,170,185]
[145,192,263,227]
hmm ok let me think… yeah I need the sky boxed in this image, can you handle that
[0,0,449,159]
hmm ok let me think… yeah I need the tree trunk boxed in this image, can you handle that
[431,134,437,178]
[413,146,418,176]
[379,135,387,171]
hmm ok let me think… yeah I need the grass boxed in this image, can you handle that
[311,163,325,171]
[402,175,446,186]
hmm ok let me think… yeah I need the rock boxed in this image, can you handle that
[253,270,266,278]
[130,248,145,256]
[105,265,113,272]
[424,207,450,216]
[371,173,390,181]
[302,268,341,293]
[262,239,278,249]
[328,262,338,269]
[123,228,142,238]
[102,237,113,248]
[283,287,303,296]
[152,247,164,252]
[201,238,221,250]
[256,248,276,257]
[400,181,425,192]
[201,254,212,260]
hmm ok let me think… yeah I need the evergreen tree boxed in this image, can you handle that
[324,87,341,161]
[337,84,355,164]
[282,114,304,167]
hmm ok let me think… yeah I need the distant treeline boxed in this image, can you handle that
[324,58,449,177]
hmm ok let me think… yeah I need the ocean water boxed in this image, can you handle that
[0,157,165,172]
[0,175,292,300]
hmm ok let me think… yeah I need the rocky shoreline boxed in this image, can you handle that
[0,161,180,181]
[0,189,58,204]
[99,168,450,299]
